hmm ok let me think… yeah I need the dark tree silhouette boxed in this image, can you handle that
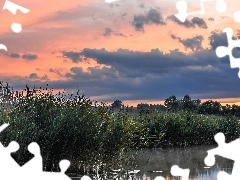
[164,95,179,112]
[199,100,222,115]
[111,100,123,108]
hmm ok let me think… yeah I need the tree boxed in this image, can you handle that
[164,95,179,112]
[137,103,150,111]
[182,94,194,111]
[221,104,231,116]
[199,100,222,115]
[231,104,240,117]
[111,100,123,108]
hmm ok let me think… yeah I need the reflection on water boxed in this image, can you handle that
[69,145,234,180]
[129,145,233,180]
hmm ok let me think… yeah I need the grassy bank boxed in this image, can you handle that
[0,85,239,173]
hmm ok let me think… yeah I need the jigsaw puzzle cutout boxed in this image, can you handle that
[0,0,30,51]
[233,11,240,23]
[215,27,240,78]
[175,0,226,22]
[154,165,190,180]
[175,0,240,78]
[0,123,71,180]
[2,0,30,33]
[0,121,189,180]
[204,132,240,180]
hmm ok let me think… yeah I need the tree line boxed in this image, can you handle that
[111,95,240,117]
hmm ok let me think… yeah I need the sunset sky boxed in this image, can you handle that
[1,0,240,106]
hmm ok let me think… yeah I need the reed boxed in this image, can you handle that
[0,83,239,174]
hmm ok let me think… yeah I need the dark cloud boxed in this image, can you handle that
[191,17,208,29]
[28,73,49,81]
[62,45,229,81]
[115,33,127,37]
[9,53,20,58]
[22,54,38,60]
[132,15,146,31]
[178,35,204,51]
[49,68,64,77]
[167,15,195,28]
[208,31,228,50]
[232,47,240,59]
[168,15,208,29]
[208,17,214,21]
[62,51,83,63]
[171,34,178,40]
[132,9,165,31]
[103,28,113,36]
[56,45,238,101]
[29,73,38,79]
[41,75,49,80]
[5,44,240,103]
[103,28,126,37]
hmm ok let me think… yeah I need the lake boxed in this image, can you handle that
[69,145,234,180]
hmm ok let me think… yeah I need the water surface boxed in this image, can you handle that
[69,145,233,180]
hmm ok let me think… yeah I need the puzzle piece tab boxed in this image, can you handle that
[215,28,240,78]
[0,123,72,180]
[233,11,240,23]
[2,0,30,15]
[204,132,240,180]
[175,0,226,22]
[0,44,7,51]
[170,165,190,180]
[0,1,30,51]
[154,176,164,180]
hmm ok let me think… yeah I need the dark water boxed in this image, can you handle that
[127,145,233,180]
[69,145,234,180]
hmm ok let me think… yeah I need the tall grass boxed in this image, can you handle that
[0,86,144,173]
[137,111,240,148]
[0,84,239,174]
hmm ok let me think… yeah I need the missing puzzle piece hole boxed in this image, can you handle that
[204,155,215,166]
[59,160,70,173]
[11,23,22,33]
[233,11,240,23]
[81,175,91,180]
[154,176,165,180]
[216,46,228,58]
[7,141,19,153]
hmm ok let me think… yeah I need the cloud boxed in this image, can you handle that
[103,28,113,36]
[29,73,38,79]
[208,31,228,50]
[9,53,20,58]
[171,34,204,51]
[171,34,178,40]
[28,73,50,81]
[61,46,228,81]
[132,9,165,31]
[22,54,38,60]
[5,43,240,103]
[103,28,126,37]
[62,51,84,63]
[168,15,208,29]
[167,15,195,28]
[49,68,64,77]
[191,17,208,29]
[208,17,214,21]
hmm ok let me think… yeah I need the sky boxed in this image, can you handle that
[1,0,240,106]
